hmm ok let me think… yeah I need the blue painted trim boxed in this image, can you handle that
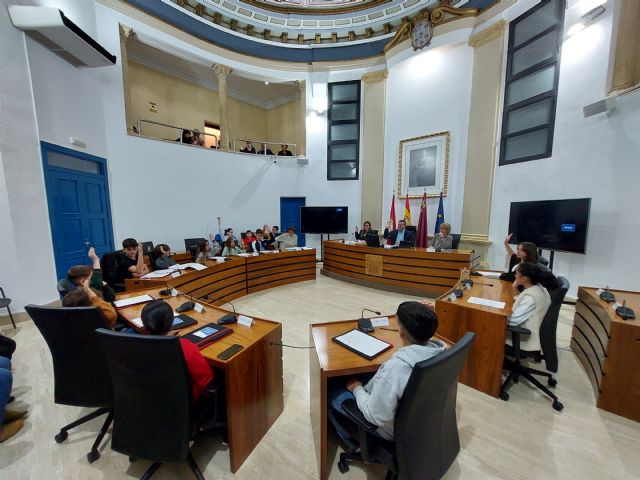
[127,0,389,62]
[40,142,116,278]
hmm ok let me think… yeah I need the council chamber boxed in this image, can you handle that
[0,0,639,479]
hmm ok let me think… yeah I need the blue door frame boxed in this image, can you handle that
[280,197,306,247]
[41,142,115,280]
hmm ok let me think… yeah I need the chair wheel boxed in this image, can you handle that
[55,431,68,443]
[552,400,564,412]
[499,391,509,401]
[338,460,349,474]
[87,450,100,463]
[548,378,557,387]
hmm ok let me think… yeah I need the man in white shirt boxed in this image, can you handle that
[275,226,298,249]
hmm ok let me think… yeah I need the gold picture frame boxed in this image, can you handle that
[397,131,450,199]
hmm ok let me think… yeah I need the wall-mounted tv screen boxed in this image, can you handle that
[508,198,591,254]
[300,206,348,234]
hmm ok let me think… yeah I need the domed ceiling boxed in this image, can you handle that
[125,0,499,62]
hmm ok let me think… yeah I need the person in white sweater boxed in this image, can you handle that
[328,301,446,445]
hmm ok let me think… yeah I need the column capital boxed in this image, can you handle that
[212,64,233,80]
[468,20,506,48]
[361,70,388,83]
[297,80,305,93]
[119,24,135,43]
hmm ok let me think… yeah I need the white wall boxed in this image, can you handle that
[382,41,474,232]
[487,7,640,296]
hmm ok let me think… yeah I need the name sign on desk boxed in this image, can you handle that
[171,272,180,278]
[371,317,390,327]
[449,292,458,302]
[237,315,254,327]
[467,297,506,309]
[171,288,178,297]
[194,303,205,313]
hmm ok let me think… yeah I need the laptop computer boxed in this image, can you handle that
[365,234,381,248]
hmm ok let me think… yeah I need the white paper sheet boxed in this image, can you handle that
[475,271,501,279]
[140,269,172,279]
[334,329,390,358]
[179,262,207,271]
[467,297,506,309]
[211,256,226,263]
[113,294,154,308]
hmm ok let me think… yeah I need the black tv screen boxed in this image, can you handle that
[508,198,591,254]
[300,206,348,234]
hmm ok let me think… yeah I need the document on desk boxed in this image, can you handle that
[179,262,207,271]
[332,329,393,361]
[140,269,172,279]
[113,294,154,308]
[467,297,506,309]
[475,271,501,279]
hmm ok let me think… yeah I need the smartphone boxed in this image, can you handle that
[217,343,244,360]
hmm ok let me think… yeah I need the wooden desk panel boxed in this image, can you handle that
[571,287,640,422]
[310,318,450,480]
[322,240,477,296]
[116,288,284,472]
[435,276,513,398]
[245,249,317,294]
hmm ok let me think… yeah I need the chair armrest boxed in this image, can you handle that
[204,375,224,396]
[341,399,378,433]
[507,325,531,336]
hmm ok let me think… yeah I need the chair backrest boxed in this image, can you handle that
[450,233,461,250]
[184,237,206,252]
[539,276,569,373]
[141,241,154,255]
[394,332,475,480]
[147,251,158,271]
[100,251,122,288]
[95,329,193,463]
[56,278,76,299]
[538,256,550,267]
[25,305,113,407]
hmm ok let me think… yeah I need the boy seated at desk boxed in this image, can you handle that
[141,300,213,402]
[63,247,116,302]
[328,301,446,445]
[62,275,118,329]
[154,244,177,269]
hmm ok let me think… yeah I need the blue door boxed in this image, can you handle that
[41,142,115,279]
[280,197,306,247]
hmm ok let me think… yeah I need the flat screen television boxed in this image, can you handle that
[300,206,348,234]
[507,198,591,254]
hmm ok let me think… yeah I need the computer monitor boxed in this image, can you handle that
[141,241,154,254]
[184,237,206,252]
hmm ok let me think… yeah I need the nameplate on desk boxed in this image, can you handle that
[449,292,458,302]
[613,302,621,310]
[237,315,254,327]
[194,303,204,313]
[171,272,180,278]
[171,289,178,297]
[371,317,390,327]
[467,297,506,309]
[113,294,154,308]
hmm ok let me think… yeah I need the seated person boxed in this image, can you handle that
[328,301,446,444]
[277,144,293,156]
[275,226,298,249]
[115,239,149,286]
[62,276,118,329]
[506,263,554,352]
[242,230,255,250]
[215,216,239,244]
[257,143,273,155]
[64,247,116,302]
[261,224,275,248]
[194,239,214,264]
[248,229,267,253]
[192,129,204,146]
[0,354,27,442]
[240,140,256,154]
[354,221,373,240]
[154,244,176,269]
[429,222,453,250]
[221,237,245,257]
[176,129,193,144]
[141,300,214,402]
[501,234,544,282]
[383,219,415,246]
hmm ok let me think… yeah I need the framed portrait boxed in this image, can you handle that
[397,131,450,198]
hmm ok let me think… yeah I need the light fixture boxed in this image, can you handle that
[566,3,606,37]
[264,81,269,85]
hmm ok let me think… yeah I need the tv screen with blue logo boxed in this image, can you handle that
[300,206,349,234]
[507,198,591,254]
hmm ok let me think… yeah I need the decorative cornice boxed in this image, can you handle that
[460,233,492,246]
[468,19,506,48]
[361,69,388,82]
[238,0,392,16]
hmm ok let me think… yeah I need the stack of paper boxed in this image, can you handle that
[467,297,506,309]
[140,269,172,279]
[475,271,501,279]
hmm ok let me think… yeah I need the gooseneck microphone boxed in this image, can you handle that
[201,293,237,325]
[361,308,381,318]
[358,308,381,333]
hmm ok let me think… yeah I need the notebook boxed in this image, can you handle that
[332,329,393,361]
[182,323,232,349]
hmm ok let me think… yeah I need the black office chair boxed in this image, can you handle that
[500,276,569,411]
[538,256,550,267]
[56,278,76,299]
[147,251,158,271]
[100,251,126,292]
[25,305,114,463]
[0,286,16,329]
[141,241,154,255]
[95,329,226,479]
[337,332,476,480]
[450,233,461,250]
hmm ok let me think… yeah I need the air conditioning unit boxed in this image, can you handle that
[9,6,116,68]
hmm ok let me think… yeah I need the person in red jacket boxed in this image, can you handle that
[141,300,213,402]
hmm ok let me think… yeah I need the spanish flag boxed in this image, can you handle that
[404,194,412,225]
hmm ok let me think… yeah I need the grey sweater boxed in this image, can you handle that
[352,340,446,440]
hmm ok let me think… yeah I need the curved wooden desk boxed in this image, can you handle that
[321,240,478,296]
[571,287,640,422]
[435,273,514,397]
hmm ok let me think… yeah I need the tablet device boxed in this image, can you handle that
[332,329,393,361]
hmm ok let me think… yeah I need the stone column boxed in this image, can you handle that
[360,70,387,228]
[297,80,306,156]
[460,20,507,266]
[607,0,640,95]
[119,24,135,133]
[213,64,233,151]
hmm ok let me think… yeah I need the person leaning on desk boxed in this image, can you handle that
[383,219,415,246]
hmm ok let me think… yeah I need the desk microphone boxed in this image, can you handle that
[358,308,381,333]
[159,281,172,296]
[616,299,635,320]
[361,308,381,318]
[202,294,238,325]
[600,286,616,303]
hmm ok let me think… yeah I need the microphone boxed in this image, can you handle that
[201,294,237,324]
[616,299,635,320]
[159,281,172,296]
[358,308,381,333]
[361,308,381,318]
